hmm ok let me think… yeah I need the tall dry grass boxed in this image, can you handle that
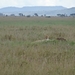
[0,17,75,75]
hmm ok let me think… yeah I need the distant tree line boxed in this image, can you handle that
[0,12,75,17]
[57,14,67,17]
[70,13,75,17]
[0,13,4,16]
[57,13,75,17]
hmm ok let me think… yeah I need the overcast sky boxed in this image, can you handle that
[0,0,75,8]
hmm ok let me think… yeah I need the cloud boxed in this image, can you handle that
[0,0,18,8]
[57,0,75,8]
[0,0,75,8]
[22,0,58,6]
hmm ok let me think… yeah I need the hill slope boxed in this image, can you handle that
[0,6,75,16]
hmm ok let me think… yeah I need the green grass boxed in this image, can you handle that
[0,16,75,75]
[0,16,75,26]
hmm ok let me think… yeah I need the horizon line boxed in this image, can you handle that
[0,5,75,9]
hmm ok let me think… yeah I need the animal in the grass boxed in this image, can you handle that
[45,35,50,40]
[56,37,66,41]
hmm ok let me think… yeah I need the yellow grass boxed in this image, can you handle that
[0,17,75,75]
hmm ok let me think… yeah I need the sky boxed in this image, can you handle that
[0,0,75,8]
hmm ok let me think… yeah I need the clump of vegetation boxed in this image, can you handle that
[1,34,16,41]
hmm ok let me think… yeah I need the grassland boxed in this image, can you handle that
[0,16,75,75]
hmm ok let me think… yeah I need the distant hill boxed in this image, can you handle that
[45,7,75,16]
[0,6,75,16]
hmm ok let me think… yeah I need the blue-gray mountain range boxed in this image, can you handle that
[0,6,75,16]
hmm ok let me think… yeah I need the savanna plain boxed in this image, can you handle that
[0,16,75,75]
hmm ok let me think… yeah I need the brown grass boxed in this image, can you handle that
[0,17,75,75]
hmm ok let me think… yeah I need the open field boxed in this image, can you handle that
[0,16,75,75]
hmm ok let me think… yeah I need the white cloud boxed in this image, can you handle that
[0,0,75,8]
[22,0,58,6]
[57,0,75,8]
[0,0,18,8]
